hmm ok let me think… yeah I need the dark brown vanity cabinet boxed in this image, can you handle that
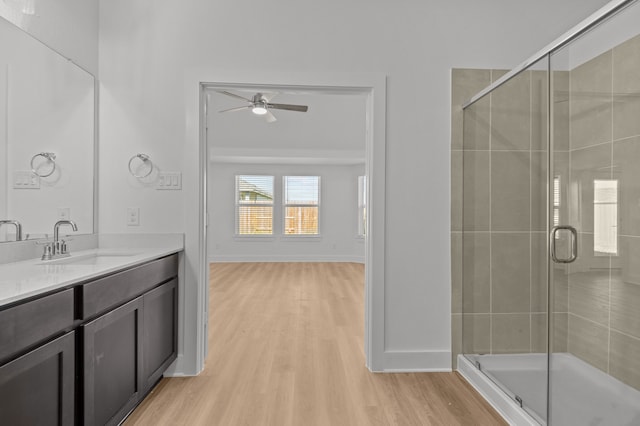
[83,297,144,426]
[0,288,76,425]
[81,254,179,426]
[142,278,178,392]
[0,331,75,425]
[82,277,179,426]
[0,253,179,426]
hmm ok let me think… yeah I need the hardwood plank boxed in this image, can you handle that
[125,262,506,426]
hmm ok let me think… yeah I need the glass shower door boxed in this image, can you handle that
[461,56,549,423]
[549,2,640,424]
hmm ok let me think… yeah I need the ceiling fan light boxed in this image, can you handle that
[252,105,268,115]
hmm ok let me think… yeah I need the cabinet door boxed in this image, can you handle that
[143,278,178,391]
[0,331,75,426]
[83,297,143,426]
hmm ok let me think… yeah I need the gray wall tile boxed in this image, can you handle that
[570,51,613,149]
[611,276,640,339]
[451,232,462,314]
[463,314,491,354]
[610,331,640,391]
[570,143,613,233]
[613,136,640,236]
[451,151,463,232]
[492,233,530,313]
[492,314,531,353]
[568,269,610,326]
[491,72,531,151]
[463,151,490,231]
[613,34,640,140]
[463,232,491,313]
[531,232,548,313]
[552,313,568,353]
[491,151,531,231]
[532,313,547,353]
[451,69,491,150]
[553,71,570,152]
[463,98,491,150]
[568,314,609,372]
[452,313,462,368]
[619,236,640,286]
[531,151,547,232]
[531,69,549,152]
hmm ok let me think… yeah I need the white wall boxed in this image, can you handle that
[98,0,611,372]
[0,0,99,75]
[209,163,365,263]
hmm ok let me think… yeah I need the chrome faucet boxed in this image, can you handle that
[52,220,78,257]
[0,220,23,241]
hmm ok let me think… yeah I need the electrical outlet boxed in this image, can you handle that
[127,207,140,226]
[57,208,71,221]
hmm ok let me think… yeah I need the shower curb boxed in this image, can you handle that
[457,355,540,426]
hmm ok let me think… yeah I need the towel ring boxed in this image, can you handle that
[30,152,57,177]
[128,153,154,178]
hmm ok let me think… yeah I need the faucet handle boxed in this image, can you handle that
[59,240,68,255]
[41,244,53,261]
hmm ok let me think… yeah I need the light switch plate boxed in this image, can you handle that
[13,171,40,189]
[156,172,182,190]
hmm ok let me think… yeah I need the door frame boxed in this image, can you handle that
[181,70,387,374]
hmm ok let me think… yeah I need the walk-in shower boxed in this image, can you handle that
[455,0,640,424]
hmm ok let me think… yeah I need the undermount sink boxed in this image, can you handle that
[39,252,140,266]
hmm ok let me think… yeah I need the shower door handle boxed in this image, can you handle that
[550,225,578,264]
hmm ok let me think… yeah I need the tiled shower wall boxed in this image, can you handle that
[451,33,640,391]
[450,68,549,369]
[559,33,640,391]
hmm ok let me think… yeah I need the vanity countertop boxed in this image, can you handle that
[0,244,182,308]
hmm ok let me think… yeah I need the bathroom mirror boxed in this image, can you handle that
[0,15,95,242]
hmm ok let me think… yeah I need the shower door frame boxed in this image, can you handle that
[460,0,640,424]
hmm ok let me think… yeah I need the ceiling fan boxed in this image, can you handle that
[217,91,308,123]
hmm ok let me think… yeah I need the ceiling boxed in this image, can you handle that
[206,87,366,165]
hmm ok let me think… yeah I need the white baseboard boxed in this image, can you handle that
[209,254,365,263]
[380,350,452,372]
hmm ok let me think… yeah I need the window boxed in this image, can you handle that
[236,175,274,235]
[283,176,320,235]
[594,179,618,255]
[358,175,367,237]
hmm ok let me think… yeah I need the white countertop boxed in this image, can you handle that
[0,244,182,308]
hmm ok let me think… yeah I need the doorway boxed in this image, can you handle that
[181,73,386,374]
[201,82,375,367]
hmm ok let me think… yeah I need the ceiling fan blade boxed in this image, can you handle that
[268,103,308,112]
[265,110,277,123]
[219,106,251,113]
[217,90,252,103]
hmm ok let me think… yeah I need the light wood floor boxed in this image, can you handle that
[125,262,506,426]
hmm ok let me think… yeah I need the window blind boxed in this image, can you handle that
[236,175,274,235]
[284,176,319,235]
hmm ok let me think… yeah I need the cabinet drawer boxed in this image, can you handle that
[0,289,75,362]
[82,254,178,319]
